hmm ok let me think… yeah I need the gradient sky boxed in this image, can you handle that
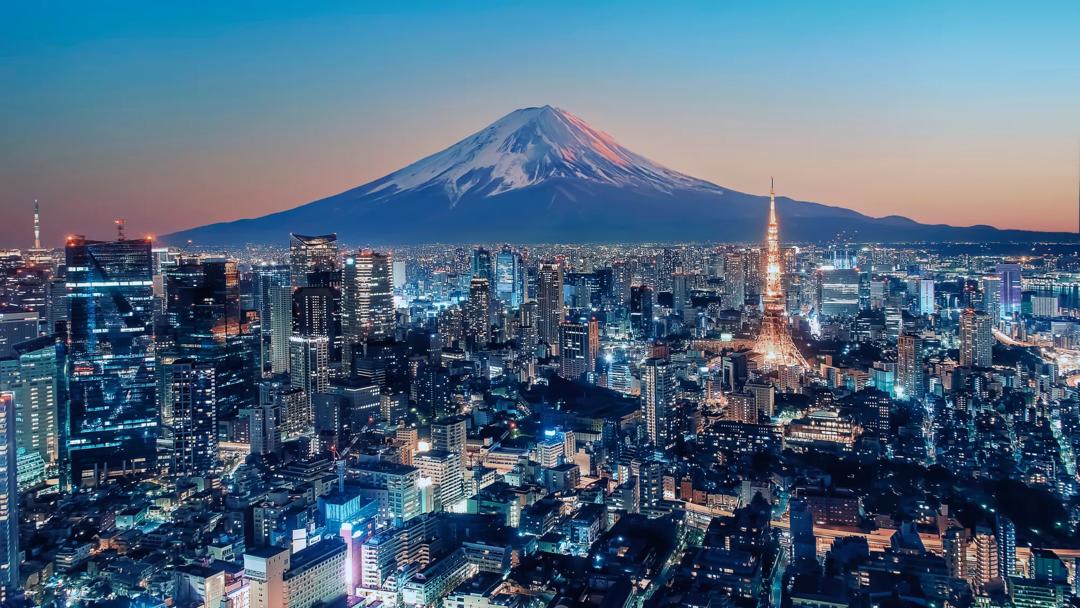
[2,1,1079,246]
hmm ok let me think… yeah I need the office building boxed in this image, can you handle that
[897,333,925,402]
[0,395,17,589]
[168,359,218,476]
[65,236,158,487]
[960,308,993,368]
[0,306,38,357]
[918,278,935,316]
[0,336,60,466]
[537,262,564,354]
[342,249,394,349]
[466,277,491,350]
[289,233,338,289]
[997,263,1022,319]
[494,245,524,309]
[641,357,676,449]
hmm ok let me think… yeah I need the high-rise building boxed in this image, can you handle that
[537,262,564,355]
[0,307,39,358]
[65,236,157,487]
[0,336,60,467]
[168,359,218,476]
[996,263,1022,319]
[630,285,654,339]
[996,515,1016,582]
[465,277,491,350]
[244,546,290,608]
[819,267,861,318]
[268,285,292,375]
[611,261,632,306]
[0,394,17,591]
[471,247,493,287]
[960,308,993,368]
[290,286,334,410]
[558,321,589,381]
[918,278,935,316]
[722,251,746,309]
[980,275,1001,318]
[289,233,338,289]
[243,382,282,456]
[641,357,676,449]
[896,333,925,402]
[432,415,466,454]
[494,246,524,309]
[162,257,256,413]
[973,526,999,593]
[416,449,464,511]
[253,263,290,373]
[672,272,691,315]
[342,250,394,347]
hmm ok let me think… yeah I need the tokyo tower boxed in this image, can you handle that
[754,179,808,369]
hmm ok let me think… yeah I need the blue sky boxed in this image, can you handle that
[2,1,1079,244]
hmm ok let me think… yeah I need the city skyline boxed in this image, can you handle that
[3,2,1080,245]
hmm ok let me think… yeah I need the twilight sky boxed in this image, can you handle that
[2,1,1079,246]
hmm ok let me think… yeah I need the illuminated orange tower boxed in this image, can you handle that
[754,179,808,369]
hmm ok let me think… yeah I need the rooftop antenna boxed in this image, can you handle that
[115,218,126,241]
[33,200,40,250]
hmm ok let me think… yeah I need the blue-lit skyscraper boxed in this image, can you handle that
[471,247,493,288]
[65,236,158,487]
[0,393,17,590]
[495,245,523,309]
[997,263,1022,319]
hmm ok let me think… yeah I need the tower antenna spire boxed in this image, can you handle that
[33,200,40,250]
[754,177,807,370]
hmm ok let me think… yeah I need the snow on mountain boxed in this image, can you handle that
[163,105,1077,246]
[363,105,722,203]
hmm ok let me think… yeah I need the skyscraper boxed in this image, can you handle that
[168,359,218,476]
[162,257,256,413]
[897,333,925,402]
[537,262,564,355]
[754,180,807,368]
[0,394,17,590]
[558,321,589,381]
[465,277,491,350]
[960,308,993,368]
[641,357,676,449]
[342,250,394,369]
[289,233,339,288]
[980,275,1002,318]
[722,251,745,309]
[630,285,654,339]
[290,287,334,411]
[996,263,1022,319]
[918,278,935,316]
[494,245,524,309]
[0,336,61,472]
[268,285,292,375]
[471,247,493,288]
[253,263,290,374]
[65,236,158,487]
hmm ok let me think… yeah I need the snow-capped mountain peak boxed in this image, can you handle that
[365,105,722,202]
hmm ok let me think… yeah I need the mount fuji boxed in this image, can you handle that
[165,106,1075,245]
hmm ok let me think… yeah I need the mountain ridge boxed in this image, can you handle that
[164,106,1078,245]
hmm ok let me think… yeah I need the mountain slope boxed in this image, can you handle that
[165,106,1076,245]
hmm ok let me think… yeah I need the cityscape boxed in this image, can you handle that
[4,3,1080,608]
